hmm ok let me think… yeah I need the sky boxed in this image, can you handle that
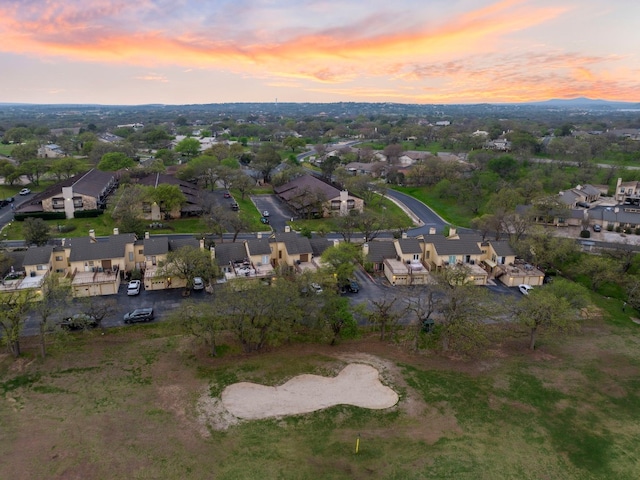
[1,0,639,105]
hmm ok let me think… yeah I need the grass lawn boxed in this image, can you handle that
[290,196,412,235]
[2,306,640,479]
[0,144,14,156]
[393,186,473,227]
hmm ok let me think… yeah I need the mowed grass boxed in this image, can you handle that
[1,316,640,479]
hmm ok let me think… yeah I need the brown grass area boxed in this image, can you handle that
[1,319,640,479]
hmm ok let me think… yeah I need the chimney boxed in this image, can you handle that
[362,243,369,257]
[402,232,407,239]
[113,227,119,235]
[257,232,262,239]
[199,238,205,250]
[144,232,150,240]
[448,227,458,238]
[429,227,436,235]
[333,239,340,247]
[89,229,95,240]
[284,226,291,233]
[210,246,216,259]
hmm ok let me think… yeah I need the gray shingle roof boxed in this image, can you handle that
[396,238,422,254]
[366,241,397,262]
[426,234,483,256]
[67,233,136,262]
[23,245,54,266]
[269,232,312,255]
[246,238,271,256]
[144,236,169,256]
[214,242,248,266]
[169,238,199,251]
[309,238,333,257]
[489,240,515,257]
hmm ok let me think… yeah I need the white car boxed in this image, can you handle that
[127,280,141,296]
[262,210,270,217]
[19,188,31,195]
[193,277,205,290]
[518,284,533,295]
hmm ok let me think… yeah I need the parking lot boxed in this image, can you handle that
[250,194,296,233]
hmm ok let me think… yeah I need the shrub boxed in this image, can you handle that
[616,226,622,233]
[74,209,103,218]
[625,228,633,234]
[635,228,640,235]
[579,230,591,238]
[607,224,614,231]
[56,224,77,233]
[14,212,66,221]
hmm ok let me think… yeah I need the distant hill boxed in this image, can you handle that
[522,97,640,109]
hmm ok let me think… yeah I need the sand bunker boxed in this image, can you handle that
[220,363,399,420]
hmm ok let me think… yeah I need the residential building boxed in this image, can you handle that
[274,174,364,217]
[15,169,118,219]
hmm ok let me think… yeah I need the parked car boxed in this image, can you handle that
[5,196,14,204]
[123,308,154,324]
[59,313,98,331]
[0,199,7,208]
[223,192,231,198]
[193,277,205,290]
[340,279,360,293]
[127,280,141,296]
[262,210,270,217]
[518,284,533,295]
[19,188,31,195]
[260,216,270,224]
[231,202,239,211]
[593,224,602,232]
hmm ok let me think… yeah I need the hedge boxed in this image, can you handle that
[14,212,66,221]
[73,209,104,218]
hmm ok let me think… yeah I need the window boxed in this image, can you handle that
[72,196,83,208]
[413,254,420,260]
[449,255,456,264]
[55,256,63,261]
[138,249,143,255]
[129,252,134,261]
[37,265,46,270]
[330,200,341,210]
[52,197,65,209]
[262,255,270,265]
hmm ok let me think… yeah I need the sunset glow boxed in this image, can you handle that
[0,0,638,104]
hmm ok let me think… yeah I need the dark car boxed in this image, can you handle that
[59,314,98,331]
[123,307,155,324]
[5,196,14,204]
[593,224,602,232]
[260,216,270,224]
[340,279,360,293]
[230,202,239,211]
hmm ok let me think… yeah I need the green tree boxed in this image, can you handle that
[23,217,51,246]
[172,300,225,356]
[19,159,48,186]
[432,265,497,354]
[32,274,70,358]
[49,157,85,180]
[175,137,201,159]
[12,142,39,163]
[321,295,357,345]
[321,242,361,283]
[283,136,305,152]
[98,152,135,171]
[157,245,217,292]
[0,291,36,357]
[146,184,186,217]
[574,255,618,292]
[514,282,585,350]
[253,144,282,183]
